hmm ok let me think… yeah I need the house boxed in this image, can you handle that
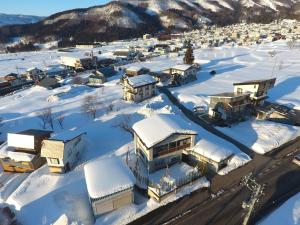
[123,74,157,102]
[125,66,150,77]
[233,78,276,105]
[164,64,198,85]
[76,43,101,49]
[41,131,86,173]
[188,139,233,173]
[87,71,107,87]
[84,157,135,217]
[208,92,252,123]
[0,129,52,172]
[45,65,72,78]
[60,56,96,70]
[132,114,197,173]
[24,67,45,81]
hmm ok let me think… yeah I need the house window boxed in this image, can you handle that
[145,85,149,90]
[49,158,59,164]
[237,88,243,93]
[169,141,177,149]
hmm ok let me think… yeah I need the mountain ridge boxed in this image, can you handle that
[0,0,299,44]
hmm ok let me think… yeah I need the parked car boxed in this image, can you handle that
[292,153,300,166]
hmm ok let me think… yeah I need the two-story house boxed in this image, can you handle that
[208,92,252,123]
[41,131,86,173]
[164,64,198,85]
[132,114,197,173]
[123,74,157,102]
[233,78,276,105]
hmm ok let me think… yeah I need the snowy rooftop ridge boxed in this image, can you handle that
[171,64,193,71]
[127,74,157,88]
[191,139,233,163]
[84,157,135,199]
[50,130,86,142]
[132,114,197,148]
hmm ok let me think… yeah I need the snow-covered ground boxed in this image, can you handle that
[258,192,300,225]
[218,120,300,154]
[0,40,298,224]
[0,73,248,224]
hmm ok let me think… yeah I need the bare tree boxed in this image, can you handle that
[37,108,53,129]
[82,95,101,119]
[57,113,65,129]
[113,115,134,136]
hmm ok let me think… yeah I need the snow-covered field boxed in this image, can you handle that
[258,192,300,225]
[0,40,299,224]
[218,120,300,154]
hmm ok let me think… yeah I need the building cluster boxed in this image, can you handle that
[186,19,300,47]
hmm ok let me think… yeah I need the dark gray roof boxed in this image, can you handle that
[18,129,52,137]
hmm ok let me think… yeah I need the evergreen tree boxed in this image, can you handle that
[183,41,194,65]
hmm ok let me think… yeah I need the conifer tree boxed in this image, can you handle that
[183,40,194,65]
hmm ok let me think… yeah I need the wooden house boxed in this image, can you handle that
[208,92,252,124]
[88,71,107,87]
[164,64,198,85]
[0,130,52,172]
[60,56,95,71]
[123,74,157,102]
[132,114,197,173]
[125,66,150,77]
[41,131,86,173]
[84,157,135,217]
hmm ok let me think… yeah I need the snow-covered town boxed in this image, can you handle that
[0,1,300,225]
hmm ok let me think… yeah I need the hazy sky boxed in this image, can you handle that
[1,0,111,17]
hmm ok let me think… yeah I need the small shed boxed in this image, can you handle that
[84,157,135,217]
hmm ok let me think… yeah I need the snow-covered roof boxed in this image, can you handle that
[132,114,197,148]
[84,157,135,199]
[50,130,85,142]
[192,139,233,163]
[0,143,35,162]
[126,66,145,72]
[127,74,157,88]
[171,64,193,71]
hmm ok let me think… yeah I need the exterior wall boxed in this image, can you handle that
[123,82,156,103]
[43,135,85,173]
[92,188,134,217]
[188,151,231,173]
[135,133,196,173]
[0,154,46,173]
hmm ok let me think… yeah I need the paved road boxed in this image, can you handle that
[129,134,300,225]
[159,86,255,157]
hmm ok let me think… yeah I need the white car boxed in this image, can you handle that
[292,153,300,166]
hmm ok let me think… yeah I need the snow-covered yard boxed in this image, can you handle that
[258,192,300,225]
[218,120,300,154]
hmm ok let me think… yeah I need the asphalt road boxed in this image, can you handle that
[129,138,300,225]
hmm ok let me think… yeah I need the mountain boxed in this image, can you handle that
[0,13,43,26]
[0,0,300,44]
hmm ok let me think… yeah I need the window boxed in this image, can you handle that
[237,88,243,93]
[169,141,177,149]
[145,85,149,90]
[49,158,59,164]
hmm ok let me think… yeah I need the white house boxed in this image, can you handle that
[132,114,197,173]
[41,131,86,173]
[84,157,135,217]
[233,78,276,105]
[123,74,157,102]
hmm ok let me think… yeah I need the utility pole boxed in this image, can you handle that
[241,173,265,225]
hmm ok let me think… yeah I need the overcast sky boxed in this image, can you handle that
[1,0,111,17]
